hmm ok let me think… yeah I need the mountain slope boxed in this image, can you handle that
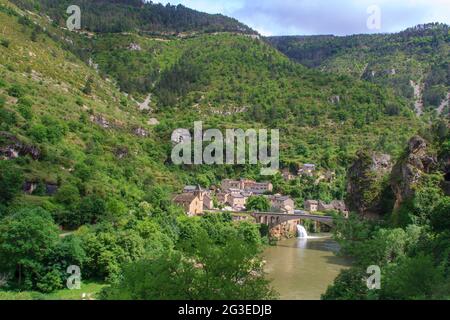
[268,23,450,116]
[11,0,256,34]
[0,0,423,208]
[0,0,183,217]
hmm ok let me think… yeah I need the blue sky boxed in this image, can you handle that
[157,0,450,36]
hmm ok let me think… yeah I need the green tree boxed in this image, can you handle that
[246,196,271,212]
[82,76,94,95]
[101,240,276,300]
[430,197,450,232]
[0,162,24,204]
[81,228,146,282]
[102,216,276,300]
[380,255,446,300]
[54,184,81,207]
[322,268,370,300]
[0,207,59,289]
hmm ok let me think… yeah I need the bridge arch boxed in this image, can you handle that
[251,212,334,228]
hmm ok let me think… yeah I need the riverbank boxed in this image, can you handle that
[263,234,351,300]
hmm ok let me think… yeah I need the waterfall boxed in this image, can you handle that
[297,224,308,238]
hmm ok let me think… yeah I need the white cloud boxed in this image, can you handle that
[157,0,450,35]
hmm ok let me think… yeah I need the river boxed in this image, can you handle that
[263,234,351,300]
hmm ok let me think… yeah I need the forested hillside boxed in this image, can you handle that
[268,23,450,115]
[10,0,256,34]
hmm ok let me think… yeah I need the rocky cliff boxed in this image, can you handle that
[391,136,438,209]
[346,135,448,217]
[346,150,393,218]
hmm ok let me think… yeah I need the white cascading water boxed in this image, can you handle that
[297,224,308,238]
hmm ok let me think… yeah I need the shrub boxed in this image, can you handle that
[7,84,24,98]
[0,39,10,48]
[0,162,24,204]
[322,268,369,300]
[55,184,81,207]
[28,124,47,143]
[0,207,59,290]
[28,117,67,143]
[431,198,450,232]
[82,77,94,95]
[380,254,446,300]
[0,108,17,129]
[36,270,63,293]
[42,116,67,143]
[17,97,33,120]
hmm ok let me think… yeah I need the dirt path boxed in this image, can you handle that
[410,80,424,116]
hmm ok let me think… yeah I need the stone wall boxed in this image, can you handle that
[270,220,300,240]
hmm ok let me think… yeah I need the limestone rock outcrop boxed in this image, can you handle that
[391,136,437,209]
[0,132,41,160]
[346,150,393,217]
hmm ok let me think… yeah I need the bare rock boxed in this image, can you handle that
[391,136,437,209]
[128,43,142,51]
[23,181,38,195]
[0,132,41,160]
[133,127,149,137]
[346,150,393,217]
[330,95,340,104]
[90,115,110,129]
[148,118,159,126]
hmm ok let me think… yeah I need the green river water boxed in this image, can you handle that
[263,235,351,300]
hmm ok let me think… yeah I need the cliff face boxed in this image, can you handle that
[346,135,446,217]
[0,132,41,160]
[346,150,393,218]
[391,136,438,209]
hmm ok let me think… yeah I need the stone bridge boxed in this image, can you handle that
[207,210,335,239]
[251,212,334,228]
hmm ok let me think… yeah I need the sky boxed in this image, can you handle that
[157,0,450,36]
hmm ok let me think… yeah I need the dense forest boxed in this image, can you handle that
[268,23,450,112]
[10,0,256,34]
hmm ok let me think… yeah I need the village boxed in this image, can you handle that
[173,164,349,218]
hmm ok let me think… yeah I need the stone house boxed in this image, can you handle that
[221,179,273,194]
[216,192,230,206]
[269,195,295,214]
[183,185,198,193]
[243,180,273,194]
[318,200,348,213]
[182,185,215,210]
[203,193,214,210]
[227,194,247,211]
[173,186,204,216]
[221,179,242,191]
[304,200,319,212]
[228,188,242,195]
[281,168,296,181]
